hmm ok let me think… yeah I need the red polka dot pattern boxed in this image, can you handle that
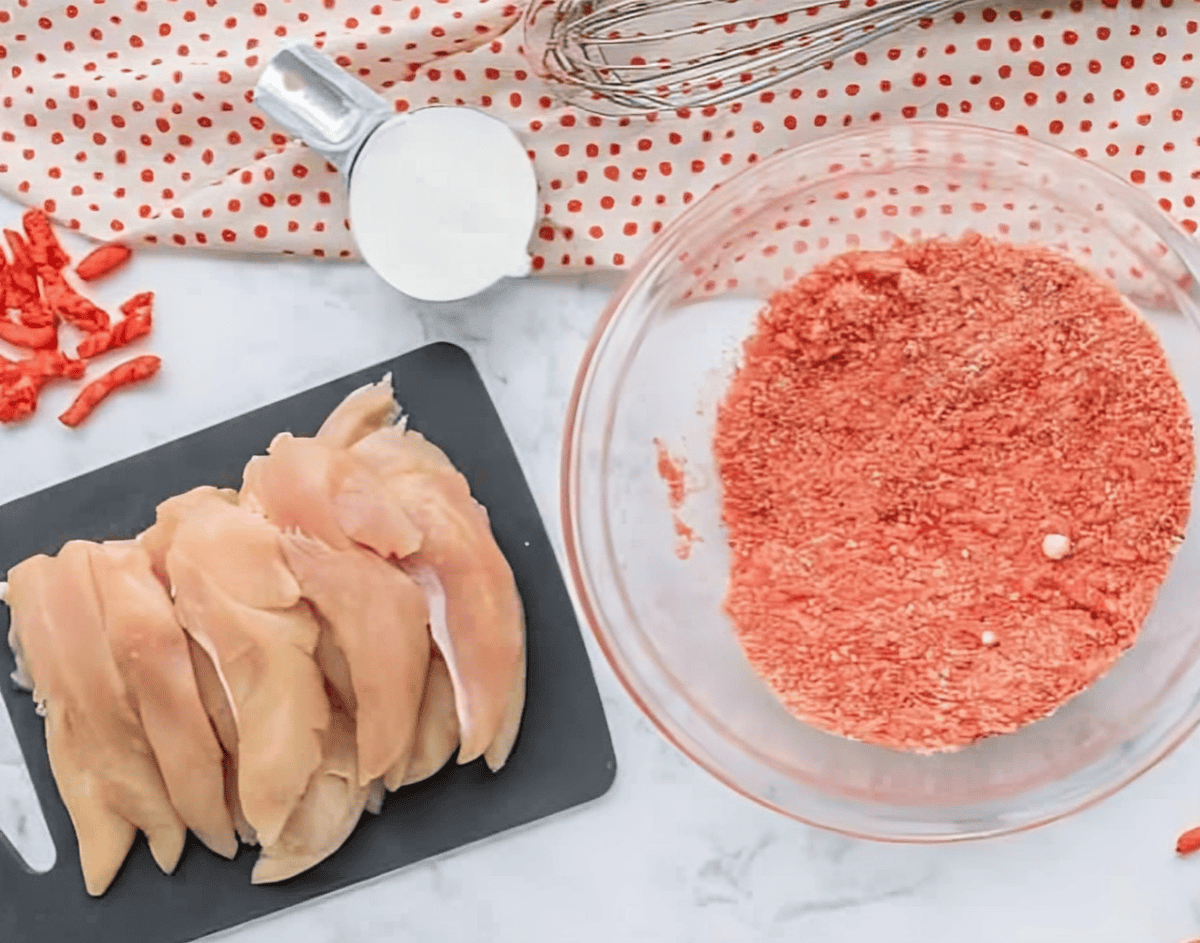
[0,0,1195,271]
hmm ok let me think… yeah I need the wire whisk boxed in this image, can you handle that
[523,0,970,117]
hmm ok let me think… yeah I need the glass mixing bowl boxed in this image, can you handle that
[562,121,1200,841]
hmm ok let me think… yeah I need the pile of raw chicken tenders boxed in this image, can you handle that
[1,376,526,895]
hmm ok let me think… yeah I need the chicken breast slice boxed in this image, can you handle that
[315,622,356,715]
[280,533,430,787]
[252,706,370,885]
[352,427,526,769]
[364,779,386,815]
[391,648,460,789]
[147,490,330,849]
[86,540,238,860]
[241,433,422,562]
[6,545,186,894]
[315,633,384,814]
[44,711,138,896]
[188,638,257,846]
[315,374,399,449]
[140,486,238,588]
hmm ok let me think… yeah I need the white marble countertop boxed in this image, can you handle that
[3,193,1200,943]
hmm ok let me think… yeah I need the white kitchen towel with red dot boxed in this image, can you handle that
[0,0,1196,274]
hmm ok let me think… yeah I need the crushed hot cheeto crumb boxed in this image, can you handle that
[715,235,1195,752]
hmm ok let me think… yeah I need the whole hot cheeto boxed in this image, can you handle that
[0,209,157,428]
[21,209,70,273]
[74,243,132,282]
[58,355,161,428]
[3,229,38,298]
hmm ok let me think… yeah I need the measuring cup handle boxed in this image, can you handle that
[254,43,393,178]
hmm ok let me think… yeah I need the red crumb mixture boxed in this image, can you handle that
[654,437,687,509]
[715,234,1195,753]
[654,438,699,559]
[673,515,700,560]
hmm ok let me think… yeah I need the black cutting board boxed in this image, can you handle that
[0,342,616,943]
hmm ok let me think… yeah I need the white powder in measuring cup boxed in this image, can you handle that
[348,107,539,303]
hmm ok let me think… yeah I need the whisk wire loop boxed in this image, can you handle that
[526,0,970,115]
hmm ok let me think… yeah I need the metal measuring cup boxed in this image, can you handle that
[254,44,539,303]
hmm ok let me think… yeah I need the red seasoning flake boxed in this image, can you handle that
[654,438,700,558]
[654,437,687,510]
[715,235,1195,753]
[673,514,700,560]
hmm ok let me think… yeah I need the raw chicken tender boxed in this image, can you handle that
[394,650,460,788]
[140,486,238,586]
[315,374,399,449]
[87,540,237,859]
[252,708,370,885]
[145,488,330,848]
[6,543,186,895]
[352,427,525,770]
[241,433,422,562]
[280,533,430,787]
[188,637,256,845]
